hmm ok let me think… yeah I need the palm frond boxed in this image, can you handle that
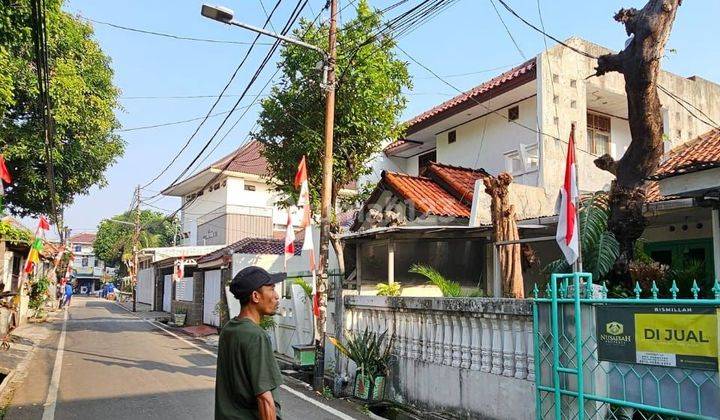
[409,264,462,297]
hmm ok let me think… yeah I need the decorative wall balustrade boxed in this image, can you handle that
[343,296,534,381]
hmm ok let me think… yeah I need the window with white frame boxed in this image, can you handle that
[504,144,538,174]
[587,112,611,156]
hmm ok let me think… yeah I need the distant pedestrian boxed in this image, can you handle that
[63,282,73,308]
[215,266,283,420]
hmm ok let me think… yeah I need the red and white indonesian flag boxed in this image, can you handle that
[284,211,295,268]
[556,125,580,266]
[294,156,319,316]
[0,155,11,214]
[173,256,185,281]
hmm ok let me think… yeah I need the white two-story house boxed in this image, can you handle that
[68,232,116,294]
[358,37,720,226]
[348,37,720,295]
[162,140,298,246]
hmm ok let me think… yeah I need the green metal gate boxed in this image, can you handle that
[532,273,720,419]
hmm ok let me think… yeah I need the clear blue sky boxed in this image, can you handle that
[53,0,719,238]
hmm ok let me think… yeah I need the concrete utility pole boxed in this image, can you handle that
[314,0,338,392]
[132,185,140,312]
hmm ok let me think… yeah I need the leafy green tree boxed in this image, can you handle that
[256,0,411,232]
[0,0,124,218]
[94,210,178,272]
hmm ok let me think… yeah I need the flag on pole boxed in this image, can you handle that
[294,156,319,316]
[24,217,50,274]
[555,125,580,266]
[284,212,295,268]
[0,155,12,214]
[173,256,185,281]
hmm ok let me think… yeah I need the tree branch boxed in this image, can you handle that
[594,154,618,176]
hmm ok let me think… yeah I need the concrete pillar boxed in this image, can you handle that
[387,240,395,285]
[713,208,720,280]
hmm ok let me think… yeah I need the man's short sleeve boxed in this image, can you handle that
[245,333,282,396]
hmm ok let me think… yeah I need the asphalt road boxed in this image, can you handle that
[5,297,364,420]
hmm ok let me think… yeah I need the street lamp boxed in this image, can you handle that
[200,4,233,23]
[200,3,328,59]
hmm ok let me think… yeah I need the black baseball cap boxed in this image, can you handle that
[229,266,285,299]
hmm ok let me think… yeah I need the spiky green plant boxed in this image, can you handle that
[409,264,463,297]
[329,328,394,378]
[544,192,620,280]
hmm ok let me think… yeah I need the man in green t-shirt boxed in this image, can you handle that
[215,266,284,420]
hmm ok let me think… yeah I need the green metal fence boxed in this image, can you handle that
[533,273,720,419]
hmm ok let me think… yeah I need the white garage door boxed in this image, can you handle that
[203,270,222,327]
[137,268,155,305]
[163,274,172,312]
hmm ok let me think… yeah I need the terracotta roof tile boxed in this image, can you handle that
[211,140,268,177]
[383,171,470,218]
[405,59,537,134]
[650,129,720,180]
[426,162,489,204]
[69,232,96,244]
[197,237,302,264]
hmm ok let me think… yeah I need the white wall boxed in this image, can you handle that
[436,97,539,183]
[182,181,229,246]
[538,38,720,198]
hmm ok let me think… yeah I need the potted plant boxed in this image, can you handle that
[174,308,187,326]
[329,328,394,402]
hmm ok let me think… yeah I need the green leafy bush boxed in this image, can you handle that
[376,282,401,297]
[329,328,394,379]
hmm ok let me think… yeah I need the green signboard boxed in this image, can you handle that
[596,305,719,371]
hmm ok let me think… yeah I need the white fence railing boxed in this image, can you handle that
[343,296,535,419]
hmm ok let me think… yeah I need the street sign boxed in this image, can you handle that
[596,304,719,371]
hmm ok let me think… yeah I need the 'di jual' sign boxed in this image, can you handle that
[596,305,718,371]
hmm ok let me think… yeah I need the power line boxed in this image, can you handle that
[140,0,286,190]
[162,0,311,213]
[488,0,526,60]
[494,0,597,60]
[116,106,253,133]
[168,0,330,219]
[76,15,274,46]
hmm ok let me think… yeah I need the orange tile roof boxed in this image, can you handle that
[650,129,720,180]
[383,171,471,218]
[405,59,537,134]
[426,162,489,204]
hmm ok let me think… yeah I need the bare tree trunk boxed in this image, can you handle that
[592,0,682,279]
[484,173,524,298]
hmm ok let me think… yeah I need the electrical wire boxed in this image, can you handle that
[140,0,286,190]
[489,0,526,60]
[77,15,274,46]
[495,0,597,60]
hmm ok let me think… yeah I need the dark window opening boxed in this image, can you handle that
[448,130,457,144]
[508,105,519,121]
[418,150,436,176]
[244,184,256,191]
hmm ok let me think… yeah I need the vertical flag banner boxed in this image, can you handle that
[284,211,295,268]
[555,125,580,265]
[24,217,50,274]
[294,156,319,317]
[0,155,12,214]
[173,256,185,281]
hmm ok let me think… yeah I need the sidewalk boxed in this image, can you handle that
[0,309,61,410]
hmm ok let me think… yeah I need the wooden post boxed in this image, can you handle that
[492,244,501,298]
[355,244,362,295]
